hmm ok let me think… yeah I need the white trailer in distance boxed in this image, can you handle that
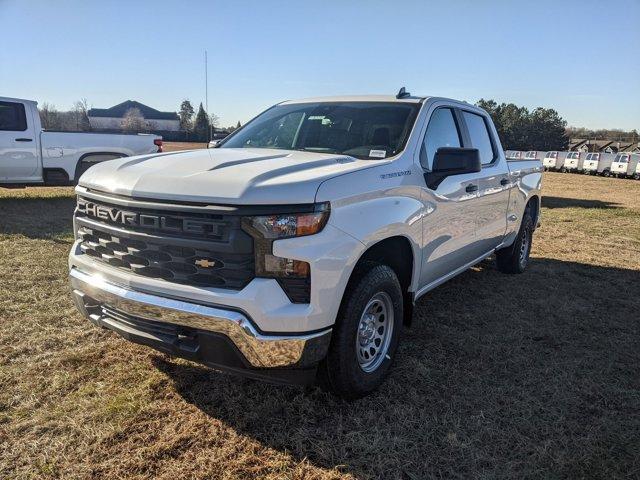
[611,153,640,178]
[542,151,567,171]
[562,151,584,173]
[582,153,616,176]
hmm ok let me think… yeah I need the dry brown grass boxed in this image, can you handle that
[1,173,639,479]
[163,142,208,152]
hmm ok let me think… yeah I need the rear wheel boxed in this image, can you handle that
[319,263,403,399]
[603,169,611,177]
[496,208,534,274]
[633,173,640,180]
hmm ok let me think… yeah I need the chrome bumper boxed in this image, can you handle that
[69,268,331,369]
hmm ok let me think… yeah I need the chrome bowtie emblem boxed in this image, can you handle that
[194,259,216,268]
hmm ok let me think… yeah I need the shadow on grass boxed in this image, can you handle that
[155,257,640,479]
[542,196,621,209]
[0,196,75,239]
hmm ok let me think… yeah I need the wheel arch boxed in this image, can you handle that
[73,151,127,181]
[527,194,541,229]
[346,235,416,327]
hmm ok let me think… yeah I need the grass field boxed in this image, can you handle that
[1,171,639,479]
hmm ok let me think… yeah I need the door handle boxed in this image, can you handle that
[15,138,33,142]
[465,184,478,193]
[500,178,509,186]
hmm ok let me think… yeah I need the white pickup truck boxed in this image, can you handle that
[0,97,162,186]
[69,91,542,398]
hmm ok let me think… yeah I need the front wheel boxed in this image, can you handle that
[319,263,403,399]
[496,210,534,274]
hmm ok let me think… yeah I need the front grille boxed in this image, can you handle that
[76,195,255,290]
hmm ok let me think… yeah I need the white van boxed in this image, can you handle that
[505,150,523,160]
[634,158,640,180]
[524,151,545,161]
[543,151,560,170]
[611,153,640,178]
[562,151,583,172]
[582,152,615,176]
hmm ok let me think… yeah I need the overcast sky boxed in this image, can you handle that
[2,0,638,130]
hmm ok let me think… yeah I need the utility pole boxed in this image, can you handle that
[204,50,211,141]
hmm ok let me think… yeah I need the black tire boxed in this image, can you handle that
[633,173,640,181]
[603,169,611,177]
[496,208,534,274]
[319,263,403,399]
[560,167,567,173]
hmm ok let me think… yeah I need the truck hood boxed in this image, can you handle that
[79,148,379,204]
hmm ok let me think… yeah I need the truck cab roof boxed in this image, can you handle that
[279,94,428,105]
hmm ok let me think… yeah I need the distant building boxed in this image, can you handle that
[569,138,640,153]
[88,100,179,131]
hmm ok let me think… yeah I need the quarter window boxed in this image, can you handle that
[462,111,495,165]
[0,101,27,131]
[420,108,461,169]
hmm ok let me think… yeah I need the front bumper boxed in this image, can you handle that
[69,268,331,385]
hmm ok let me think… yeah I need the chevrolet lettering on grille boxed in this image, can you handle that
[77,198,224,236]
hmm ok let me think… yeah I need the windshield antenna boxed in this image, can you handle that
[396,87,410,99]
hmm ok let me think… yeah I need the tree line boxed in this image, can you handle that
[476,99,569,151]
[565,126,639,143]
[39,100,92,132]
[178,100,241,141]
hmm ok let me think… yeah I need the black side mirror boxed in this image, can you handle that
[425,147,481,189]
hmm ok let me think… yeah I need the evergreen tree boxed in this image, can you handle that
[193,103,210,141]
[178,100,195,132]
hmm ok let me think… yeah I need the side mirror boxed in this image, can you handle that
[425,147,481,189]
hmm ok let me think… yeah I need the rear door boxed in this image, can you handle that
[0,101,39,182]
[460,109,510,254]
[418,106,481,287]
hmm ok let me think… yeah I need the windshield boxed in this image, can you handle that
[220,102,420,160]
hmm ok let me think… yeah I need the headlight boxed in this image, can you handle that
[241,203,330,303]
[245,207,330,239]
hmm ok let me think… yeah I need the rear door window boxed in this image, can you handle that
[420,108,461,169]
[462,111,496,165]
[0,101,27,131]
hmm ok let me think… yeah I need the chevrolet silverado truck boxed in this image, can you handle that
[69,90,542,398]
[0,96,162,186]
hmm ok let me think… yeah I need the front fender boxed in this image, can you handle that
[325,192,423,292]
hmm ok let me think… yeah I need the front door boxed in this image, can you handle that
[0,100,39,182]
[418,107,483,288]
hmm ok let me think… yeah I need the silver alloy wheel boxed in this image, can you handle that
[356,291,394,373]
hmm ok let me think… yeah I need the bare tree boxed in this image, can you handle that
[39,103,61,130]
[121,108,148,132]
[209,112,220,129]
[72,99,92,131]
